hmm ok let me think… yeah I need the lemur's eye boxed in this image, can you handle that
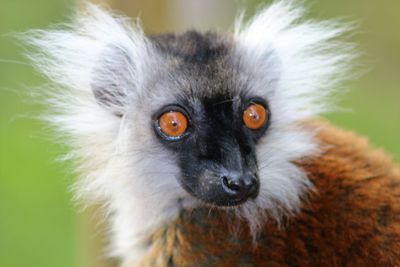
[243,103,267,130]
[158,111,188,138]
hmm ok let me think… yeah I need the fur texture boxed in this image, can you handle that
[25,1,358,265]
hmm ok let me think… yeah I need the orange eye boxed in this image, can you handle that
[158,111,188,137]
[243,103,267,130]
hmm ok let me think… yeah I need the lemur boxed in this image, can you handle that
[26,1,400,266]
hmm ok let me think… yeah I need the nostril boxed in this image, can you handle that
[222,175,241,192]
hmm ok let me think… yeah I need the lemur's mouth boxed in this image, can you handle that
[219,196,256,207]
[200,191,258,207]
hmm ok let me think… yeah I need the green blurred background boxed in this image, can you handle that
[0,0,399,266]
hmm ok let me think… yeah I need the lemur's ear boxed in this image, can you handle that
[25,4,153,117]
[24,4,156,200]
[91,46,133,117]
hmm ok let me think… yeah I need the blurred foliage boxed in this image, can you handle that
[0,0,399,267]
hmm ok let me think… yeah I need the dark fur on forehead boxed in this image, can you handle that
[149,31,232,64]
[149,31,242,100]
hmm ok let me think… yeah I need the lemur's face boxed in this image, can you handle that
[89,28,316,214]
[152,94,270,206]
[141,32,273,206]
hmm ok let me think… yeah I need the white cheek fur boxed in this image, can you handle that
[25,1,356,264]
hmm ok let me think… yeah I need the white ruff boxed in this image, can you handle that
[25,1,356,265]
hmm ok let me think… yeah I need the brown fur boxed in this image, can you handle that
[133,121,400,267]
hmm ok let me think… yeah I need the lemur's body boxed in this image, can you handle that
[26,1,400,266]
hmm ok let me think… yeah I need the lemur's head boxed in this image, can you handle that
[131,31,271,207]
[27,0,355,259]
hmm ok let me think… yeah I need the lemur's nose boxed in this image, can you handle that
[221,171,259,200]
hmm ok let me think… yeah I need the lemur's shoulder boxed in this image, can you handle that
[293,120,400,266]
[134,120,400,267]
